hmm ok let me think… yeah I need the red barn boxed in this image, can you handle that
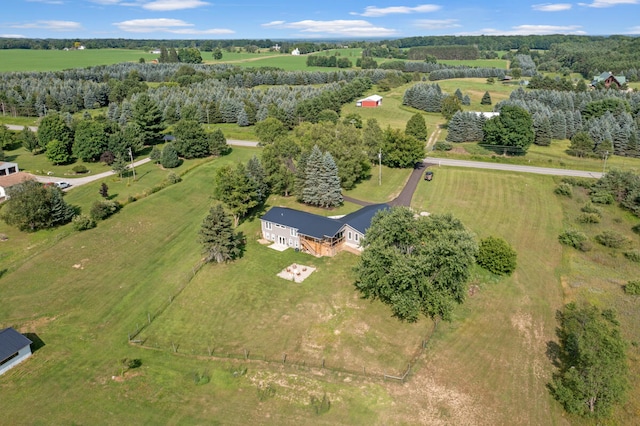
[356,95,382,107]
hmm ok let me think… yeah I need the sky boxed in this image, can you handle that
[1,0,640,40]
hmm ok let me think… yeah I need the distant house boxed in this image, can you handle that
[0,328,32,376]
[77,45,86,50]
[151,49,161,55]
[260,204,389,257]
[591,72,626,89]
[356,95,383,108]
[0,171,34,201]
[291,48,301,56]
[471,111,500,119]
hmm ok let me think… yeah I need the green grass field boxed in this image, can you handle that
[0,49,158,72]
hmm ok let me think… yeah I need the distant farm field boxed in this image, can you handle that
[0,49,158,72]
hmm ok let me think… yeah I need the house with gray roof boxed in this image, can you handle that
[591,72,626,89]
[0,328,32,376]
[260,204,389,257]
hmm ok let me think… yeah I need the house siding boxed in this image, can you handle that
[343,224,363,246]
[0,346,32,376]
[261,220,300,248]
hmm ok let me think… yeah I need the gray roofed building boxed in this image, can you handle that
[0,327,32,376]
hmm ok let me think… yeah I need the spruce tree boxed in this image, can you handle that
[480,91,492,105]
[133,93,165,146]
[302,145,324,206]
[534,116,552,146]
[160,143,180,168]
[199,204,242,264]
[246,155,269,202]
[320,152,343,208]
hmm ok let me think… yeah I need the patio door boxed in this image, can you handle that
[278,236,286,245]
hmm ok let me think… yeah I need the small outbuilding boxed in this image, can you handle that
[0,327,32,376]
[356,95,383,108]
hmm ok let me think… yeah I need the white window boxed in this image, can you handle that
[295,240,299,248]
[265,232,270,240]
[290,228,297,237]
[265,222,272,230]
[355,233,360,242]
[348,231,352,240]
[289,238,293,246]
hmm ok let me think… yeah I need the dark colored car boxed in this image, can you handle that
[424,171,434,181]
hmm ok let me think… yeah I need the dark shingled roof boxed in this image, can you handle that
[338,204,389,234]
[0,328,31,362]
[261,207,343,239]
[261,204,390,239]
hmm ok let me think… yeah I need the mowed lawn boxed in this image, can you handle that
[0,150,391,424]
[406,168,569,424]
[0,49,158,72]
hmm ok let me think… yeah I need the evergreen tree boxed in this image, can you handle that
[99,182,109,199]
[20,126,39,153]
[111,152,129,177]
[199,204,243,264]
[568,131,594,158]
[173,120,209,158]
[302,145,324,206]
[159,46,169,63]
[319,152,343,208]
[209,128,229,156]
[534,115,552,146]
[160,142,180,168]
[246,155,269,202]
[149,146,161,163]
[49,188,75,225]
[480,91,492,105]
[133,93,165,146]
[168,47,179,63]
[405,113,428,141]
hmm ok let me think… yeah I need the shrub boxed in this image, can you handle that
[581,203,601,216]
[632,223,640,235]
[554,183,573,197]
[624,250,640,263]
[590,191,614,205]
[167,172,181,184]
[433,141,452,151]
[476,236,517,275]
[595,230,629,249]
[310,393,331,415]
[72,164,88,174]
[558,230,591,251]
[561,177,594,188]
[576,213,601,224]
[72,214,96,231]
[90,200,121,221]
[624,280,640,295]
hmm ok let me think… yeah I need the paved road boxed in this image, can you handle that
[5,124,38,132]
[34,158,152,189]
[425,157,603,179]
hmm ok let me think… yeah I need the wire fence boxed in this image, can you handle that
[127,258,438,384]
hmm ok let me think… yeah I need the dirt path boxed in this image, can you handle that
[426,126,442,151]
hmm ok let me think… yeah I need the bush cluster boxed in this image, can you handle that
[558,230,591,251]
[595,230,629,249]
[554,183,573,197]
[590,191,615,205]
[90,200,121,221]
[624,250,640,263]
[576,212,601,224]
[624,280,640,295]
[72,214,96,231]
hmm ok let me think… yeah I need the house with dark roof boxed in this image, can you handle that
[591,72,626,89]
[260,204,389,257]
[0,328,32,376]
[0,171,34,201]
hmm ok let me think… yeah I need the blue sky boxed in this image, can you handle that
[2,0,640,39]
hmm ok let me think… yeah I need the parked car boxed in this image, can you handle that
[55,181,71,189]
[424,171,434,181]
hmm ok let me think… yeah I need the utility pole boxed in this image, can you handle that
[603,150,609,175]
[378,148,382,186]
[128,147,136,180]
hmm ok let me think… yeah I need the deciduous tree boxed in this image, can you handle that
[550,303,629,418]
[355,208,478,323]
[405,113,428,141]
[213,163,259,226]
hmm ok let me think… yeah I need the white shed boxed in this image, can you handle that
[0,328,32,376]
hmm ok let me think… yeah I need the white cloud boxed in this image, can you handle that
[532,3,572,11]
[261,20,397,37]
[0,34,27,38]
[11,20,83,31]
[461,24,584,35]
[353,4,441,17]
[26,0,65,4]
[627,25,640,33]
[142,0,209,11]
[578,0,639,7]
[113,18,233,34]
[414,19,461,30]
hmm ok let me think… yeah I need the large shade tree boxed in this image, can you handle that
[483,105,534,153]
[550,303,629,418]
[355,207,478,323]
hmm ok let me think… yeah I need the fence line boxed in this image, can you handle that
[126,260,439,384]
